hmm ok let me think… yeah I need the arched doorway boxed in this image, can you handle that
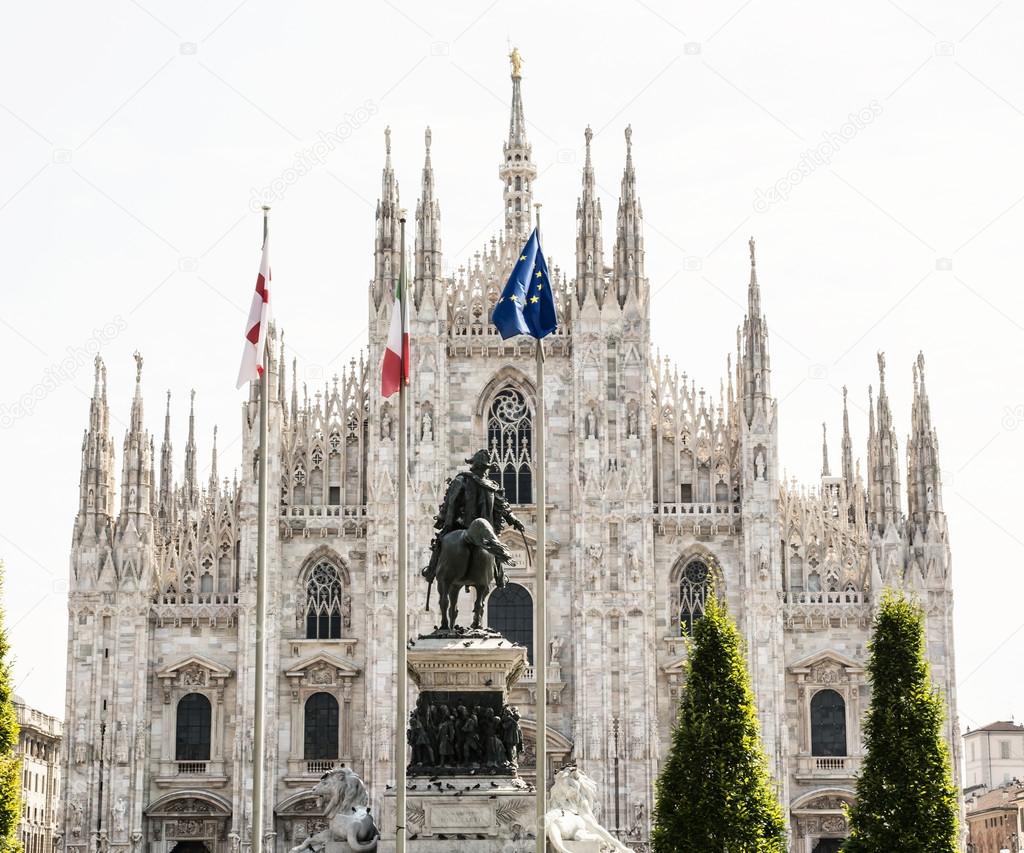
[170,844,210,853]
[145,791,231,853]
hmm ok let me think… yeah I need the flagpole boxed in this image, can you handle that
[533,203,548,853]
[252,205,270,853]
[395,214,409,853]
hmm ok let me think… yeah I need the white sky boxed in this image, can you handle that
[1,1,1021,737]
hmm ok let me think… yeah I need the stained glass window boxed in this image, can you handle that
[305,562,344,640]
[304,692,339,760]
[810,689,847,757]
[679,560,711,636]
[487,388,533,504]
[488,583,534,663]
[175,693,211,761]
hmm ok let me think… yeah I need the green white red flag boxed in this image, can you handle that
[380,263,409,397]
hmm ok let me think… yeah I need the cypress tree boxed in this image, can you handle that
[0,563,21,853]
[843,591,959,853]
[652,590,786,852]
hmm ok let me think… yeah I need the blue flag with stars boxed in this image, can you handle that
[492,228,558,340]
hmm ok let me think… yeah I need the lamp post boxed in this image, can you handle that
[612,715,621,838]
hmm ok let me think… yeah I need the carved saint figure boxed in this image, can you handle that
[754,450,766,481]
[549,634,565,664]
[508,47,523,77]
[112,797,127,834]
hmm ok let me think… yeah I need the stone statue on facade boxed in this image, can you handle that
[287,767,378,853]
[421,449,524,632]
[545,765,631,853]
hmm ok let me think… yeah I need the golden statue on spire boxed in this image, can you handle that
[509,46,523,78]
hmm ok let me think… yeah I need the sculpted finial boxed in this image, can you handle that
[133,351,143,382]
[509,46,523,78]
[749,236,756,267]
[877,351,886,382]
[584,125,593,147]
[625,124,632,154]
[384,126,391,156]
[424,126,431,152]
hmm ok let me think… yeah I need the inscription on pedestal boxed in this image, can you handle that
[428,804,492,830]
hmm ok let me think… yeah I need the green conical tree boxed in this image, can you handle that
[0,563,21,853]
[843,591,958,853]
[652,590,786,853]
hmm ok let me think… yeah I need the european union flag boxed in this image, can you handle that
[492,228,558,340]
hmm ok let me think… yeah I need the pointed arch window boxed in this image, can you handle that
[487,583,534,663]
[305,561,344,639]
[679,559,711,636]
[487,387,533,504]
[303,692,339,760]
[175,693,211,761]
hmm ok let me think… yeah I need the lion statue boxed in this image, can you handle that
[545,765,631,853]
[288,767,379,853]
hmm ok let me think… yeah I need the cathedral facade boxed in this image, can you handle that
[60,64,961,853]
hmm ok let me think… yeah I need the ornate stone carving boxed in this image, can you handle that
[811,662,842,685]
[546,765,631,852]
[178,664,208,687]
[287,768,378,853]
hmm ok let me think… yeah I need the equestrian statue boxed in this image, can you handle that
[422,449,525,632]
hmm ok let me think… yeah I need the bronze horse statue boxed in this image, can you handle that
[427,517,516,631]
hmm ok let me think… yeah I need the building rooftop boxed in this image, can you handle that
[966,721,1024,734]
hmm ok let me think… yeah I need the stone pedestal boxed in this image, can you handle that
[382,635,535,851]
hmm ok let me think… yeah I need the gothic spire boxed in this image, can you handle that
[372,126,401,311]
[613,125,644,307]
[415,126,442,311]
[907,351,942,522]
[208,426,219,497]
[74,356,115,546]
[576,125,604,307]
[740,237,771,425]
[841,385,854,488]
[500,48,536,239]
[118,352,153,523]
[277,330,287,407]
[159,390,174,527]
[821,422,831,477]
[867,352,902,530]
[183,388,198,514]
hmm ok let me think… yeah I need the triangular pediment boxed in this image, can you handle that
[157,654,233,681]
[661,653,689,675]
[788,649,863,674]
[285,651,362,679]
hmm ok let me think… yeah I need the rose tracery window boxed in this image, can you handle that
[487,387,533,504]
[305,561,344,640]
[679,559,711,636]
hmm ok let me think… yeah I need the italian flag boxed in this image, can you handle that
[380,264,409,397]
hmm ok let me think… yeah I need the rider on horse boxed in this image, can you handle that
[422,449,525,589]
